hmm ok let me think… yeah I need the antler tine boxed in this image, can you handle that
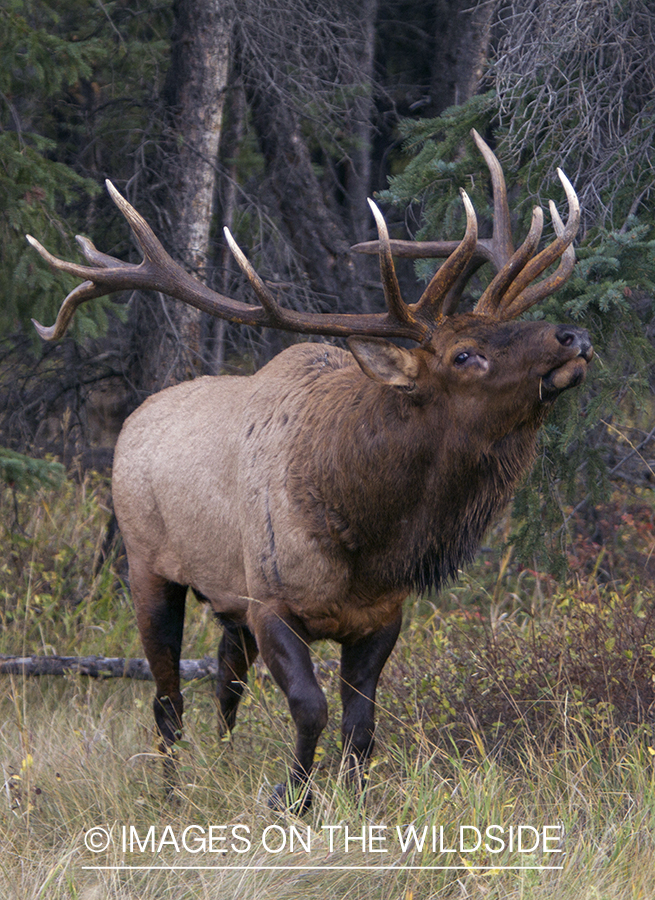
[104,180,172,266]
[500,197,576,319]
[413,189,478,321]
[26,232,110,282]
[30,273,111,341]
[418,131,513,316]
[367,199,426,335]
[350,131,519,316]
[495,168,580,317]
[351,237,463,259]
[26,229,135,340]
[223,227,288,329]
[74,234,133,270]
[351,134,580,321]
[474,206,543,316]
[470,129,514,269]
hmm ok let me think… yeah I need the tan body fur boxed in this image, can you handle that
[114,343,409,643]
[112,315,591,808]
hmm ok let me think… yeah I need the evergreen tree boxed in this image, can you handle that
[381,86,655,572]
[1,1,172,342]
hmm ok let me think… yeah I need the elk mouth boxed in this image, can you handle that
[540,351,592,400]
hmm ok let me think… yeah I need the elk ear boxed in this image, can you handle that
[347,336,420,388]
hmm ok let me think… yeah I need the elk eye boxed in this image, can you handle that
[452,349,489,373]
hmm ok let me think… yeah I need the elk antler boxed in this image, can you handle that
[28,130,578,343]
[351,129,580,320]
[28,182,480,345]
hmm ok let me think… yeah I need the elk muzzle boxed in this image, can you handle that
[542,326,593,398]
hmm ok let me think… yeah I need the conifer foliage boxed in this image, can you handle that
[381,1,655,570]
[1,0,171,340]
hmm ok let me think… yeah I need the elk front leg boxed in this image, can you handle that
[129,559,187,788]
[339,613,402,791]
[216,619,259,735]
[254,612,328,812]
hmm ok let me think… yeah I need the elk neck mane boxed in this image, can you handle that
[284,345,540,597]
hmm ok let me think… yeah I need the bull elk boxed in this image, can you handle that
[28,131,592,809]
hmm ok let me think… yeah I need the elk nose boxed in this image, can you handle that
[556,326,593,361]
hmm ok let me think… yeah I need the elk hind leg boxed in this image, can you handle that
[129,561,187,787]
[216,618,259,735]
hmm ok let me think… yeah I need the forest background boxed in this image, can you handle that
[2,0,654,569]
[2,0,655,732]
[2,2,655,896]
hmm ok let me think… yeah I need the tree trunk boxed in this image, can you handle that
[209,74,247,374]
[344,0,379,244]
[132,0,231,395]
[431,0,497,113]
[249,95,373,318]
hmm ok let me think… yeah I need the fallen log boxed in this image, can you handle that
[0,655,218,680]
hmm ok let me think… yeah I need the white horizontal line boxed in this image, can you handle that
[82,865,564,872]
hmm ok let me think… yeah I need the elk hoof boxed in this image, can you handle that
[268,782,313,815]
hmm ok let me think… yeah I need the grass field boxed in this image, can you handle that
[1,474,654,899]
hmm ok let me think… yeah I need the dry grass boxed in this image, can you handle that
[1,475,655,898]
[3,671,655,899]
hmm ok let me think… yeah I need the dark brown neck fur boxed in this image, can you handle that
[288,358,540,596]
